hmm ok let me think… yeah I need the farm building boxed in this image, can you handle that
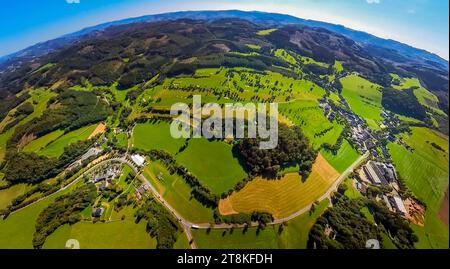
[92,207,104,218]
[363,161,389,185]
[390,196,407,216]
[131,154,145,167]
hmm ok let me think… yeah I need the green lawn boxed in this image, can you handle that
[23,130,65,152]
[257,28,277,36]
[43,221,157,249]
[277,199,329,248]
[38,124,97,157]
[342,178,362,199]
[274,49,297,65]
[321,140,360,173]
[192,200,329,249]
[333,61,344,73]
[391,75,446,116]
[192,226,280,249]
[341,74,383,131]
[115,132,128,148]
[0,179,85,248]
[388,127,449,249]
[175,138,247,194]
[142,160,215,223]
[0,88,56,162]
[0,184,32,210]
[280,100,344,148]
[132,121,186,154]
[245,44,261,50]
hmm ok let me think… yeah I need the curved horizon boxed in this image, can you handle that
[0,0,448,60]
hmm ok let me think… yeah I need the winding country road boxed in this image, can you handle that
[8,151,369,249]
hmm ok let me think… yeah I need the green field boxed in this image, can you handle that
[257,28,277,36]
[388,127,449,249]
[341,74,383,130]
[391,75,445,116]
[147,68,325,109]
[176,138,247,194]
[274,49,297,65]
[245,44,261,50]
[0,178,85,248]
[321,139,360,173]
[132,121,186,154]
[193,200,329,249]
[43,221,157,249]
[0,88,56,162]
[142,160,215,223]
[38,124,97,157]
[280,100,344,148]
[115,132,128,148]
[333,61,344,73]
[342,178,362,199]
[23,130,65,152]
[0,184,32,210]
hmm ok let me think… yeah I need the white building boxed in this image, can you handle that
[131,154,145,167]
[391,196,407,216]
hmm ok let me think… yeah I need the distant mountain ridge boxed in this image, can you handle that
[1,10,448,70]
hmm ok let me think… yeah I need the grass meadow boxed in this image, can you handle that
[341,74,383,131]
[176,138,247,195]
[388,127,449,249]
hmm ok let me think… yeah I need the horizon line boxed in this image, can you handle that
[1,9,449,62]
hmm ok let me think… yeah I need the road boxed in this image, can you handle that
[7,151,369,249]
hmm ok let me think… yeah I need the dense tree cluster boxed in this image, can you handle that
[213,210,274,226]
[382,87,427,120]
[6,89,109,159]
[308,198,381,249]
[367,200,418,249]
[33,183,97,248]
[4,137,95,184]
[0,93,30,123]
[135,199,181,249]
[235,124,317,177]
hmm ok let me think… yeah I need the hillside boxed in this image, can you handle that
[0,12,448,250]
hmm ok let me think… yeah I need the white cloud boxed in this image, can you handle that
[366,0,380,4]
[66,0,80,4]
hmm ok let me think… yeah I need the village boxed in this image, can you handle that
[320,96,425,226]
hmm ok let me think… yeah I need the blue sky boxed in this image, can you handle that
[0,0,448,59]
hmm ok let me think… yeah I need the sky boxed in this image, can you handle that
[0,0,448,60]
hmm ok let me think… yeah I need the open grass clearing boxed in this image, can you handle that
[132,121,186,154]
[341,74,383,131]
[38,124,97,158]
[176,138,247,195]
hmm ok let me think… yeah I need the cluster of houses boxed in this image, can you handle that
[90,163,122,191]
[359,160,408,217]
[319,96,412,220]
[135,182,151,200]
[319,101,336,122]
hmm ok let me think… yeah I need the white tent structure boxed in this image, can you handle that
[131,154,145,167]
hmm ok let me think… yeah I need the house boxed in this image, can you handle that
[92,207,104,218]
[131,154,145,167]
